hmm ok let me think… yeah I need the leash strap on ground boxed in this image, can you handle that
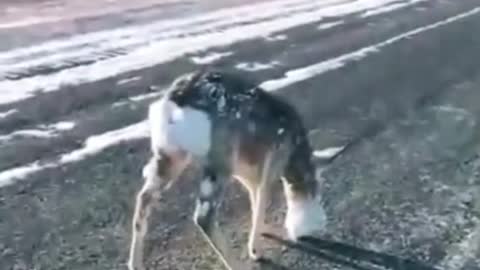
[262,233,439,270]
[262,233,376,270]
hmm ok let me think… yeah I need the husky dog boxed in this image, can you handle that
[128,69,327,270]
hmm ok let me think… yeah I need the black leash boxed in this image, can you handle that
[262,233,439,270]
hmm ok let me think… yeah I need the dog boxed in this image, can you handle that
[128,69,327,270]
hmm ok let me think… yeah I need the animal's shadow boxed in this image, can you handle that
[259,233,439,270]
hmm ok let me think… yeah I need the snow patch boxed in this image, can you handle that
[0,120,76,142]
[112,92,163,108]
[0,17,60,29]
[431,105,471,116]
[361,0,425,18]
[317,21,344,30]
[0,121,148,187]
[117,76,142,85]
[0,162,57,188]
[191,52,234,64]
[0,109,17,119]
[264,34,288,41]
[312,146,345,159]
[235,61,279,71]
[47,121,76,131]
[0,129,53,140]
[60,121,148,163]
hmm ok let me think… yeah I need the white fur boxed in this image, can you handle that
[285,197,327,241]
[194,201,211,220]
[142,159,157,181]
[200,179,214,197]
[148,98,211,157]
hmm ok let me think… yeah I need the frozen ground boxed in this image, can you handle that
[0,0,480,269]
